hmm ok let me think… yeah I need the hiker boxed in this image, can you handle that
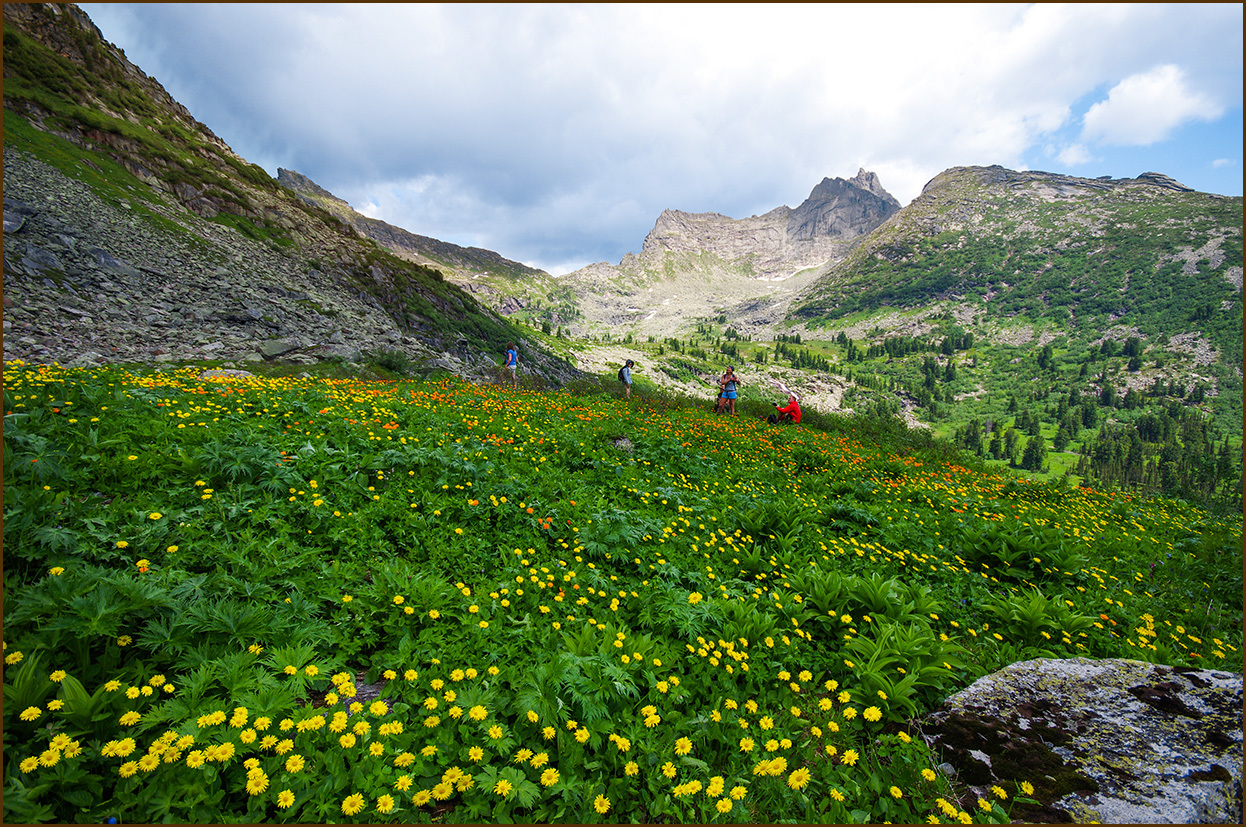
[618,360,634,399]
[768,392,801,424]
[716,366,740,415]
[503,343,518,387]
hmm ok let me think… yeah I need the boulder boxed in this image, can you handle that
[921,658,1242,824]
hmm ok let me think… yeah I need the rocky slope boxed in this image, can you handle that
[556,170,901,339]
[1,2,579,383]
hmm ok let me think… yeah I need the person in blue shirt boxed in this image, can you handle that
[503,343,518,387]
[716,366,740,415]
[620,359,634,399]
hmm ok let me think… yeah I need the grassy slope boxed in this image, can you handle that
[3,362,1240,823]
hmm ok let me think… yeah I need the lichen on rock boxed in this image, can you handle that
[920,657,1242,824]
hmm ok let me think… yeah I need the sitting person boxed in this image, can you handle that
[768,393,801,424]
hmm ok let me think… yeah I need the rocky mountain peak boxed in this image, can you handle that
[788,171,903,243]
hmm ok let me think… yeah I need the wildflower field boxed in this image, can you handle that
[3,361,1241,824]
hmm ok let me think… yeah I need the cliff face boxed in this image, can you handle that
[639,169,901,274]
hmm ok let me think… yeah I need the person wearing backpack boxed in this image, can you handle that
[618,360,634,399]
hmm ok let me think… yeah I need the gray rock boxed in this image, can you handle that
[22,245,63,274]
[86,247,142,279]
[921,658,1242,824]
[258,338,304,359]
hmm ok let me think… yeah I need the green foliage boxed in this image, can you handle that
[1,352,1240,824]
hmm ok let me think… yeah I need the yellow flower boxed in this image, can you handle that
[245,770,269,795]
[830,788,845,802]
[468,746,484,762]
[469,705,488,721]
[412,789,432,806]
[395,775,413,791]
[376,794,395,814]
[341,793,365,816]
[624,760,639,777]
[575,728,590,743]
[285,754,305,773]
[531,752,549,768]
[922,768,937,782]
[787,767,812,790]
[20,707,42,722]
[594,794,611,814]
[1021,780,1035,796]
[393,595,405,605]
[488,724,504,740]
[148,512,162,520]
[118,761,138,778]
[50,670,67,683]
[432,781,453,800]
[739,737,755,753]
[493,778,514,797]
[890,785,903,799]
[18,756,36,773]
[716,797,733,814]
[541,768,560,786]
[542,725,557,740]
[40,748,63,768]
[841,749,859,766]
[992,785,1008,799]
[662,761,678,779]
[864,706,882,722]
[276,789,295,809]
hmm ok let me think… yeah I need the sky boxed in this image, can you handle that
[79,3,1243,275]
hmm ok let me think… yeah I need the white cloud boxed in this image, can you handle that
[78,3,1244,266]
[1211,158,1236,168]
[1081,64,1225,146]
[1057,143,1096,166]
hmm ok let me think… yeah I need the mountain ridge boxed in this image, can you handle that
[2,2,579,382]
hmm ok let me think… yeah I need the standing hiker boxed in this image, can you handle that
[716,366,740,415]
[618,360,634,399]
[503,343,518,387]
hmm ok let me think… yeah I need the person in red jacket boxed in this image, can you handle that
[768,393,801,424]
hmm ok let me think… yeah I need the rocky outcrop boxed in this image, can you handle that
[638,169,901,273]
[921,658,1242,824]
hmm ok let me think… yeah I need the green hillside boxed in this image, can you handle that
[3,363,1240,823]
[795,167,1242,361]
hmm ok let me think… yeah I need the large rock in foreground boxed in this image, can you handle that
[921,658,1242,824]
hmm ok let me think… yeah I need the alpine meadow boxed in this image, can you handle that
[2,4,1242,825]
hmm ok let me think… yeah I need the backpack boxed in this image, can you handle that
[618,367,627,382]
